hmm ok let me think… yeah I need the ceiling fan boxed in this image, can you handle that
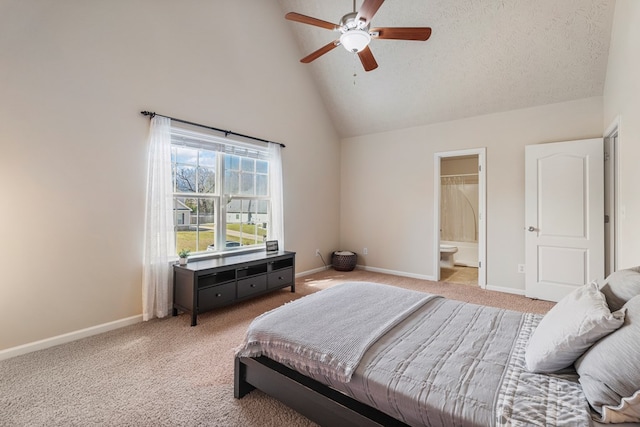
[285,0,432,72]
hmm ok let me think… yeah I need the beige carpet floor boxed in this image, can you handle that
[0,269,554,426]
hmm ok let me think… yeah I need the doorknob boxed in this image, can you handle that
[528,226,536,232]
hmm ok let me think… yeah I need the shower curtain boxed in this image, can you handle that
[441,175,478,243]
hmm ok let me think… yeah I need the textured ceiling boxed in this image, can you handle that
[276,0,615,138]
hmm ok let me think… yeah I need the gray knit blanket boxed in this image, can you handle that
[235,282,439,382]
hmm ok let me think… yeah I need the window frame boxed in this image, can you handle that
[170,125,272,257]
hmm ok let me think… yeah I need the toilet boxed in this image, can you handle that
[440,244,459,268]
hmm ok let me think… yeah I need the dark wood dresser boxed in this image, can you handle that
[173,251,296,326]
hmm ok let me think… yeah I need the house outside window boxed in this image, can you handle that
[171,126,271,255]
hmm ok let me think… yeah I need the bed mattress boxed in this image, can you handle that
[304,297,587,426]
[237,282,593,426]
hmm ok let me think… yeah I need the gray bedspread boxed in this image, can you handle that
[240,282,593,426]
[310,297,526,426]
[236,282,438,382]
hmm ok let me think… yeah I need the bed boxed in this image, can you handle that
[234,275,640,426]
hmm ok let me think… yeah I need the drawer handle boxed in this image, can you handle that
[278,276,283,280]
[215,293,222,297]
[250,284,255,288]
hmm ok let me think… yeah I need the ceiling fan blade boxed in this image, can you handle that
[355,0,385,25]
[371,27,432,41]
[357,46,378,72]
[285,12,337,30]
[300,41,339,63]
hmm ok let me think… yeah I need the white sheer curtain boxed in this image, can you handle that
[268,143,284,249]
[142,116,175,321]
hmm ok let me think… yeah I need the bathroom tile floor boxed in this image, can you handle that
[440,266,478,286]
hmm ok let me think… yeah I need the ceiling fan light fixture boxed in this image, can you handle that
[340,29,371,53]
[285,1,432,72]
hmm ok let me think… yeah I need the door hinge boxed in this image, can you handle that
[478,165,482,172]
[478,261,482,268]
[605,214,610,224]
[604,152,610,161]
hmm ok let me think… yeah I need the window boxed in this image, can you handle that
[171,126,272,255]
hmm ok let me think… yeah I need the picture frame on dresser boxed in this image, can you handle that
[265,240,279,253]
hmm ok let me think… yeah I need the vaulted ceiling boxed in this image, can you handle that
[276,0,616,138]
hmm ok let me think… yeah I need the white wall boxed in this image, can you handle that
[603,0,640,270]
[0,1,341,351]
[340,97,603,292]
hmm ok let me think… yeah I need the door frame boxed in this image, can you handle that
[604,116,621,276]
[434,148,487,288]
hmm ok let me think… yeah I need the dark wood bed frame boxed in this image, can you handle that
[234,356,409,426]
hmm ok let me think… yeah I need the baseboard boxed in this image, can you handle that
[0,315,143,361]
[357,265,437,281]
[485,284,525,296]
[295,266,332,277]
[299,265,524,296]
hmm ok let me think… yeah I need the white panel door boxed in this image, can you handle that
[525,138,604,302]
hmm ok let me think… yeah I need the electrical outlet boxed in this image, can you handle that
[517,264,525,274]
[363,247,368,255]
[315,249,320,257]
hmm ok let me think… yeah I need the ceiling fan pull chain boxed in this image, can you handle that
[353,53,358,85]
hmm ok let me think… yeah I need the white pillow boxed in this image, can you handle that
[575,295,640,419]
[525,281,626,373]
[600,267,640,311]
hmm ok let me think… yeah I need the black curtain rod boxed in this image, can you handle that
[140,111,285,148]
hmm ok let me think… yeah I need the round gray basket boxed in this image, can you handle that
[332,251,357,271]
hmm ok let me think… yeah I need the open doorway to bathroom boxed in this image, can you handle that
[434,149,486,288]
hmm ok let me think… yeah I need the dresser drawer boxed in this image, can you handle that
[237,275,267,298]
[267,268,293,289]
[198,282,235,311]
